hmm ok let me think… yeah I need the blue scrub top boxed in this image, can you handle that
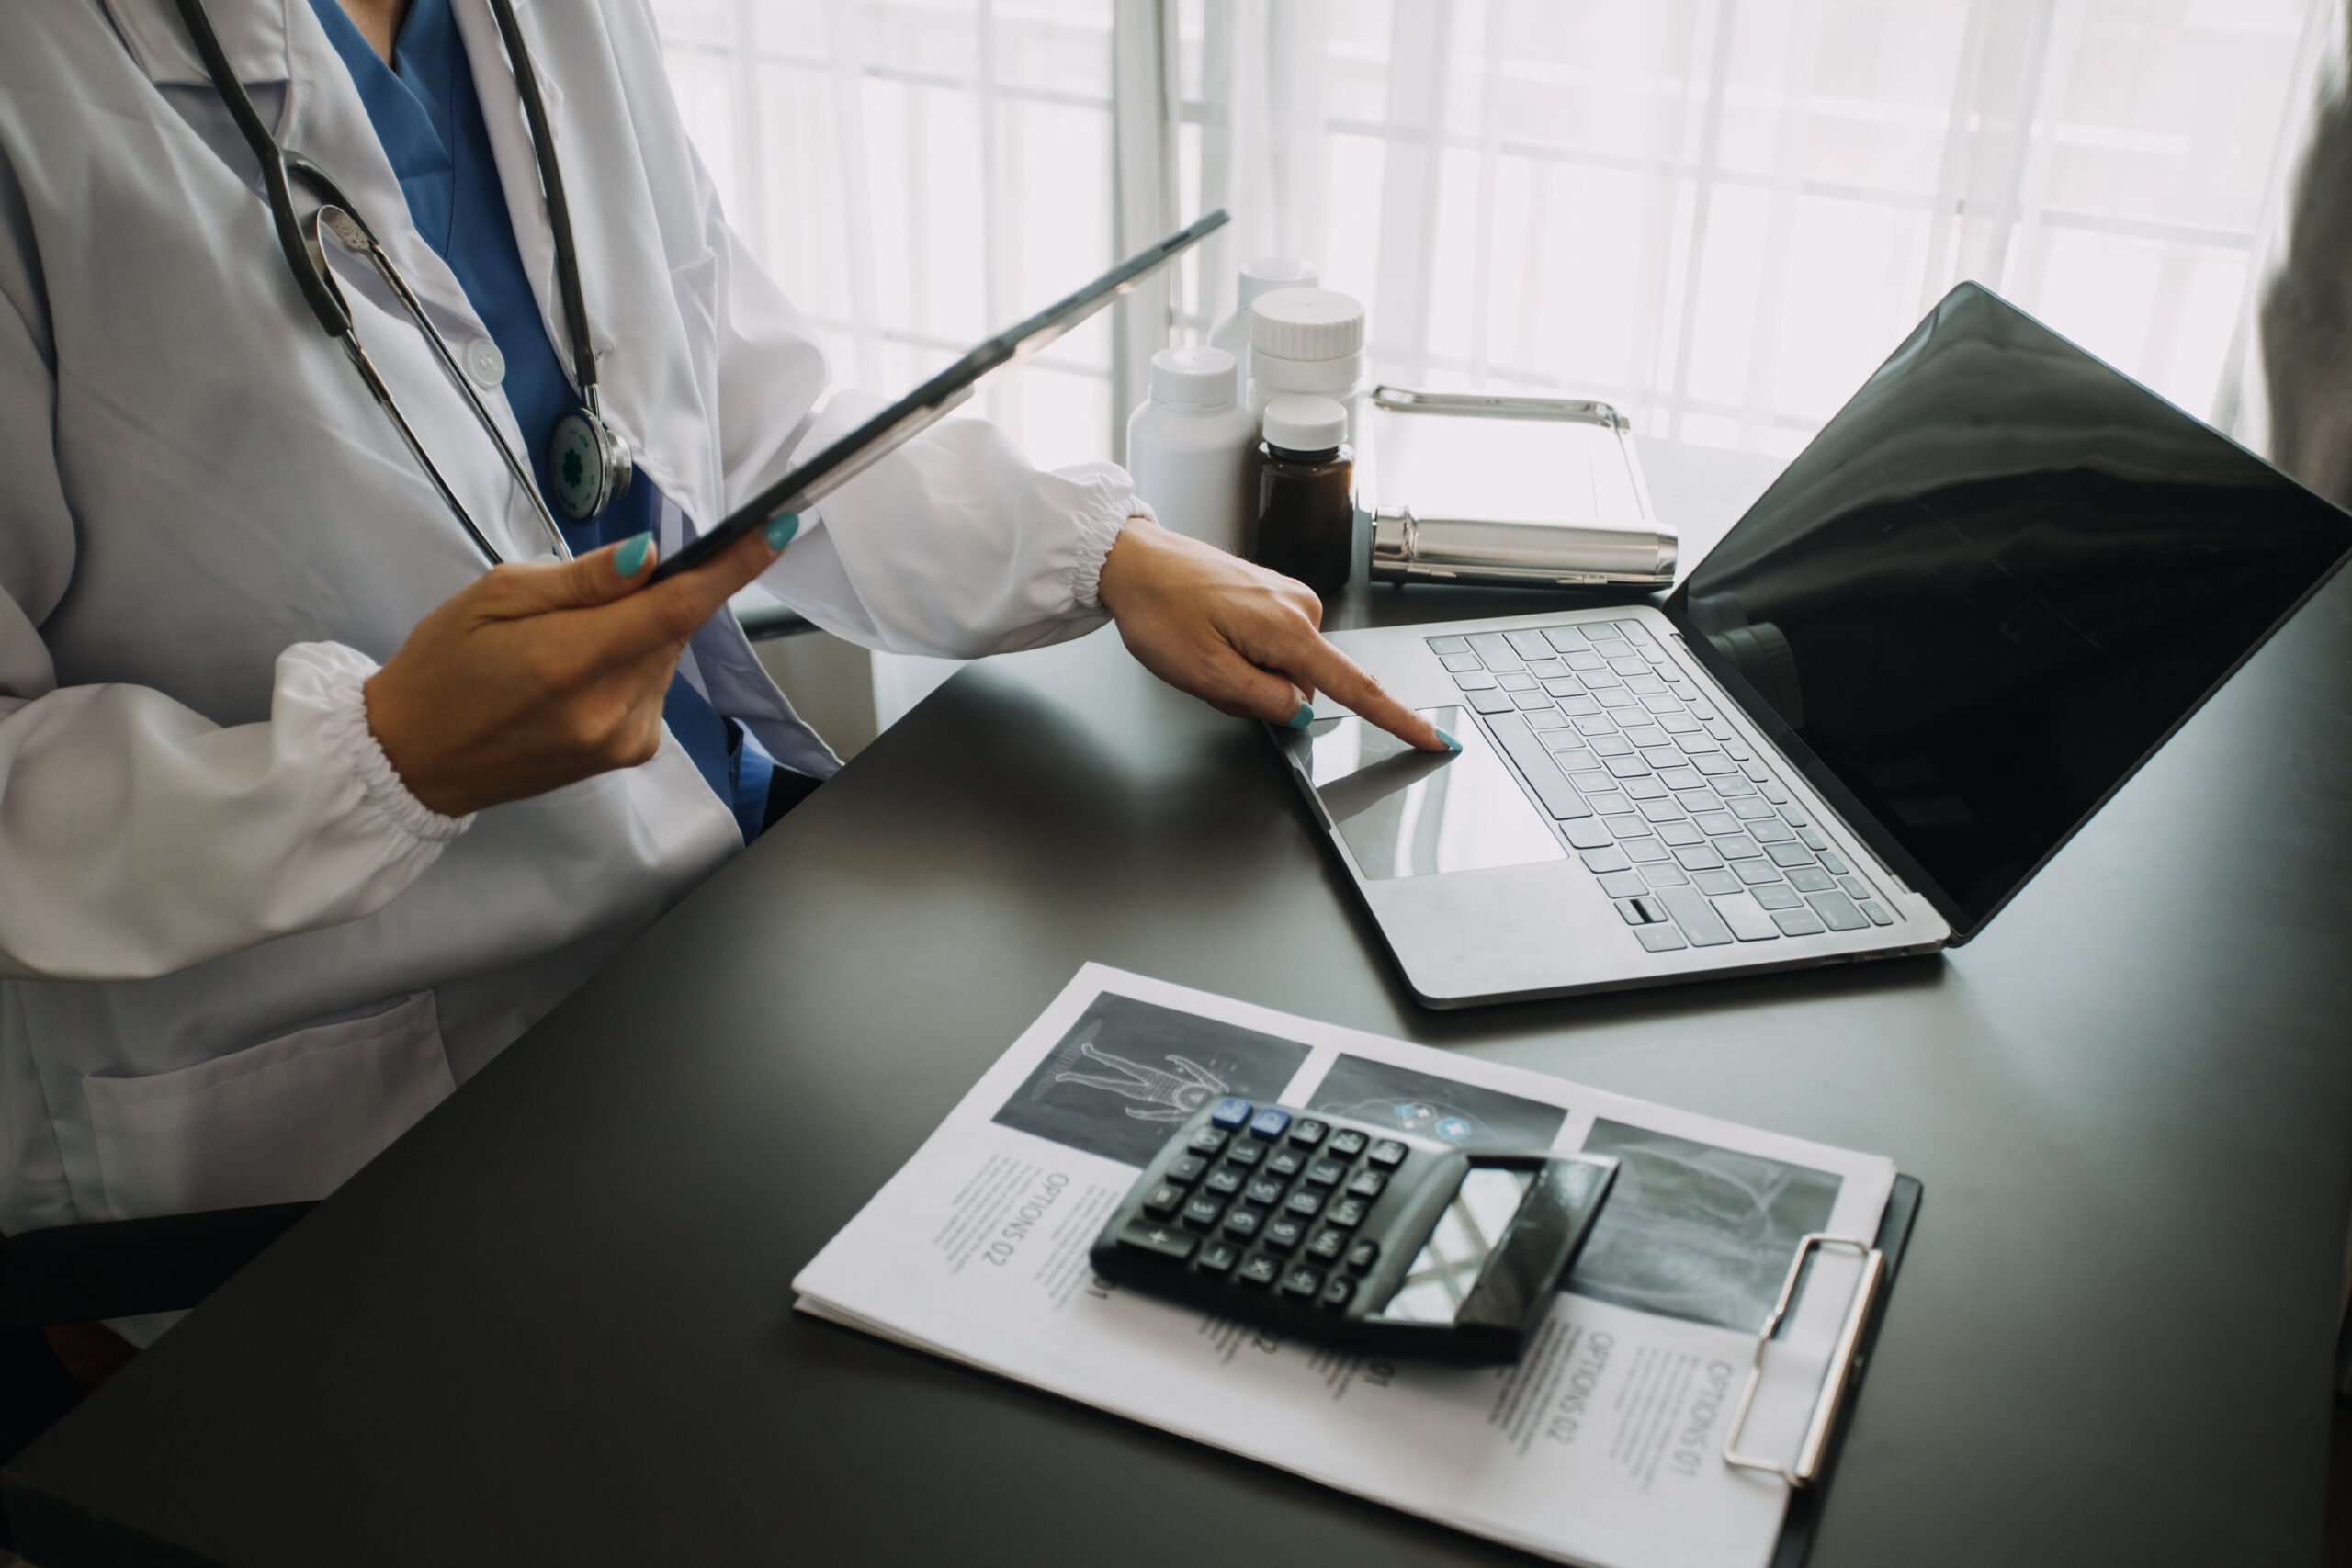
[310,0,775,840]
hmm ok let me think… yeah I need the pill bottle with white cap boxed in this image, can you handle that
[1125,345,1260,555]
[1208,257,1319,398]
[1247,288,1368,443]
[1252,394,1354,597]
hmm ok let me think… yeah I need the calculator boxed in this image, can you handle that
[1090,1098,1616,1362]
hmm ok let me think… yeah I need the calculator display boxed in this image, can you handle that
[1374,1168,1534,1324]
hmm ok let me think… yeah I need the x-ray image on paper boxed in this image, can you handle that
[1309,1055,1566,1152]
[990,993,1312,1168]
[1565,1119,1841,1334]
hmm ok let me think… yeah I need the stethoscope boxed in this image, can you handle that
[172,0,638,566]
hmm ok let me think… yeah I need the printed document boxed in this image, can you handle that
[795,965,1895,1568]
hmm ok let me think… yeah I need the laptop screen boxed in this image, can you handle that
[1664,284,2352,940]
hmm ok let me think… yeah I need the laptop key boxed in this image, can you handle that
[1749,818,1795,843]
[1760,782,1791,803]
[1549,682,1593,704]
[1453,670,1498,691]
[1440,652,1482,672]
[1427,635,1469,654]
[1654,886,1735,946]
[1625,777,1669,800]
[1564,650,1606,671]
[1675,789,1724,814]
[1692,811,1741,836]
[1567,771,1615,795]
[1751,882,1803,910]
[1597,690,1642,708]
[1704,720,1734,740]
[1543,626,1589,652]
[1817,850,1851,874]
[1690,867,1742,896]
[1787,866,1837,893]
[1498,671,1538,692]
[1642,694,1685,715]
[1780,805,1811,827]
[1658,821,1704,847]
[1626,674,1668,695]
[1597,870,1650,899]
[1837,874,1872,902]
[1514,692,1554,711]
[1765,841,1814,868]
[1589,734,1634,757]
[1639,798,1684,822]
[1642,862,1690,886]
[1675,731,1721,753]
[1713,893,1781,942]
[1713,834,1762,861]
[1527,710,1571,731]
[1735,860,1782,885]
[1586,791,1630,814]
[1609,817,1654,839]
[1741,762,1771,783]
[1673,844,1724,871]
[1797,826,1829,850]
[1574,714,1617,736]
[1639,747,1684,770]
[1623,839,1671,863]
[1805,891,1870,931]
[1660,714,1702,734]
[1468,632,1524,671]
[1615,897,1662,925]
[1488,715,1591,819]
[1581,847,1632,874]
[1729,796,1776,819]
[1634,924,1689,953]
[1506,629,1556,660]
[1659,767,1706,792]
[1858,901,1894,926]
[1525,660,1568,680]
[1713,774,1757,797]
[1468,689,1516,715]
[1606,756,1652,779]
[1565,820,1615,850]
[1771,907,1827,937]
[1695,756,1741,776]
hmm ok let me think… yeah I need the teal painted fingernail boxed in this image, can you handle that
[614,531,652,576]
[1283,701,1317,730]
[1437,727,1463,752]
[764,511,801,550]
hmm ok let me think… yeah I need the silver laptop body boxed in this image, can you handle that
[1275,284,2352,1009]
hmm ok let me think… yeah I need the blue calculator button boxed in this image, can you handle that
[1210,1097,1255,1130]
[1249,1107,1292,1139]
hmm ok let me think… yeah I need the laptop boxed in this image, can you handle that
[1281,283,2352,1007]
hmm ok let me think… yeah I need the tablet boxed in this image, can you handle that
[649,208,1231,583]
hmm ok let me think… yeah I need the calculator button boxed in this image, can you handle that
[1263,1216,1308,1252]
[1326,1198,1368,1229]
[1204,1167,1246,1197]
[1249,1108,1292,1139]
[1367,1140,1408,1169]
[1345,1239,1380,1272]
[1222,1207,1265,1239]
[1289,1119,1328,1147]
[1237,1254,1282,1287]
[1224,1140,1265,1168]
[1209,1097,1253,1130]
[1117,1220,1196,1261]
[1305,1157,1348,1187]
[1319,1276,1354,1310]
[1181,1195,1224,1227]
[1197,1241,1240,1274]
[1283,1188,1325,1219]
[1143,1184,1185,1215]
[1328,1130,1369,1157]
[1306,1228,1348,1262]
[1245,1176,1286,1206]
[1264,1147,1305,1179]
[1345,1169,1388,1201]
[1187,1128,1228,1156]
[1281,1266,1325,1299]
[1165,1155,1207,1184]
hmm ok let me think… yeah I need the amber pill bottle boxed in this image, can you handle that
[1250,395,1354,598]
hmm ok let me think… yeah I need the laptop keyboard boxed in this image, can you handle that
[1426,621,1898,952]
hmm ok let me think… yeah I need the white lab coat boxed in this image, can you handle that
[0,0,1137,1262]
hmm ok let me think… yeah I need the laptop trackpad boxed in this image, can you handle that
[1304,708,1566,881]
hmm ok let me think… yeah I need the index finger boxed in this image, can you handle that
[589,516,797,656]
[1277,634,1454,753]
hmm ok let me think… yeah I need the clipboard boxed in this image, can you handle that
[649,208,1230,584]
[1751,1173,1924,1568]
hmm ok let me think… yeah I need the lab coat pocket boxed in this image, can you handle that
[83,993,456,1221]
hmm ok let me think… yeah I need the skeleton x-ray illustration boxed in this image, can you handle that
[1565,1119,1841,1335]
[1310,1055,1566,1154]
[1040,1025,1229,1124]
[993,994,1312,1167]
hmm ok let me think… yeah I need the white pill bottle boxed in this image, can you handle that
[1207,257,1319,399]
[1246,288,1368,445]
[1125,344,1261,556]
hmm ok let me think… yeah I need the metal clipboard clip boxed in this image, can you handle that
[1721,1232,1887,1488]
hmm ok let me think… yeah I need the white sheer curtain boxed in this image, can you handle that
[650,0,2329,467]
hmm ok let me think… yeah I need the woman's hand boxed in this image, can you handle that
[365,523,792,818]
[1094,518,1452,751]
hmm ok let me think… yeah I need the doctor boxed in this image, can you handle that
[0,0,1443,1328]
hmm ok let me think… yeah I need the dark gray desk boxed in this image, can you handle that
[10,464,2352,1565]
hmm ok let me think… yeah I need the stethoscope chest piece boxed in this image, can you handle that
[548,401,633,521]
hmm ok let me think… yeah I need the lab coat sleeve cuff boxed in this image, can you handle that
[303,644,474,846]
[1071,494,1153,614]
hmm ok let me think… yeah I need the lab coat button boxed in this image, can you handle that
[465,337,506,387]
